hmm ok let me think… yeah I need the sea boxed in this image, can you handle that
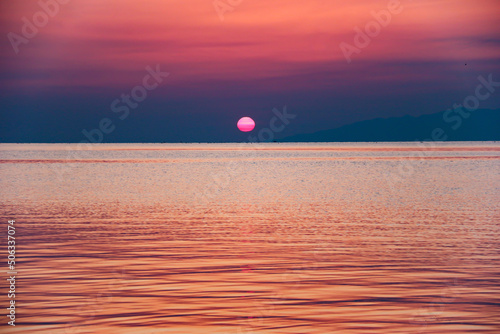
[0,142,499,333]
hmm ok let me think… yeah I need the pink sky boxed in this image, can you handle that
[1,0,499,143]
[1,0,499,91]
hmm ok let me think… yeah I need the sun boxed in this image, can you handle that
[237,117,255,132]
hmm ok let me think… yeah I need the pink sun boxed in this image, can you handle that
[237,117,255,132]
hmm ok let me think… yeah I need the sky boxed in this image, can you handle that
[0,0,499,142]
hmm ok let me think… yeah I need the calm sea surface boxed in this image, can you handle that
[0,142,499,333]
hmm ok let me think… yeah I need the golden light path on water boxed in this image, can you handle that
[0,142,499,333]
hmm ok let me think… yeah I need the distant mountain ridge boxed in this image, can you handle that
[282,109,500,142]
